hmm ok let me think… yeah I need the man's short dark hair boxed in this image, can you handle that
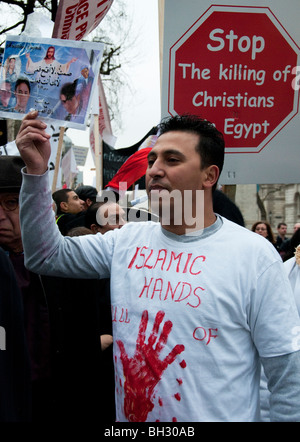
[85,199,118,229]
[277,222,287,229]
[158,114,225,190]
[15,78,31,93]
[85,202,102,229]
[52,188,72,214]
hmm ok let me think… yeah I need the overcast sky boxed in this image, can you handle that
[69,0,161,150]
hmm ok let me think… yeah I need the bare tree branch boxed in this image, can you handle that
[0,21,24,36]
[256,191,267,220]
[0,0,25,8]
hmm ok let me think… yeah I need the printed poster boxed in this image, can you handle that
[0,35,103,129]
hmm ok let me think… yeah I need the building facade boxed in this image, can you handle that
[234,184,300,236]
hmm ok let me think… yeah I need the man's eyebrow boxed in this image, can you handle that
[148,149,186,159]
[147,151,157,160]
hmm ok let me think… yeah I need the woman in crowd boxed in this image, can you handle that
[251,220,276,245]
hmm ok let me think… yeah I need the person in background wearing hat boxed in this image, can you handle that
[75,184,97,211]
[52,187,86,235]
[0,155,53,421]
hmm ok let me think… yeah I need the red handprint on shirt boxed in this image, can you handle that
[116,309,185,422]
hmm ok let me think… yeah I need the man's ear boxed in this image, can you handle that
[90,223,101,234]
[203,165,220,189]
[60,201,68,212]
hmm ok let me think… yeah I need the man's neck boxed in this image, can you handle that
[161,212,217,236]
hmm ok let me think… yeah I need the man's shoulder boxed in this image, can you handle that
[56,212,86,235]
[220,216,250,235]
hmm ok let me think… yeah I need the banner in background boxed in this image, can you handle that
[89,74,116,161]
[0,141,19,156]
[97,75,116,146]
[52,0,114,41]
[105,146,153,192]
[72,145,89,166]
[61,146,78,188]
[0,35,103,129]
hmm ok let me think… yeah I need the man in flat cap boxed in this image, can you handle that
[0,155,53,421]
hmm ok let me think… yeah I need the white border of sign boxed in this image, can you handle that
[162,0,300,184]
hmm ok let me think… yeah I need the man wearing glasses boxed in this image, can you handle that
[0,157,24,254]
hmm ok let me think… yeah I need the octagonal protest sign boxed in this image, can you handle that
[168,5,300,153]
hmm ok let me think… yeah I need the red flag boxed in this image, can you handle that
[105,147,152,191]
[52,0,114,41]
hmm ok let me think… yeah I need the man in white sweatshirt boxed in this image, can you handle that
[16,111,300,422]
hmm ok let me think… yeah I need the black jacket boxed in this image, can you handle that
[41,275,115,422]
[55,212,87,235]
[0,247,31,421]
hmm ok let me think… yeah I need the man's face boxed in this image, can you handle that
[81,68,89,79]
[60,94,78,114]
[9,58,16,69]
[0,193,22,251]
[146,131,208,228]
[96,203,127,233]
[294,223,300,233]
[15,82,30,108]
[62,191,85,214]
[46,47,55,59]
[278,224,287,236]
[0,82,11,107]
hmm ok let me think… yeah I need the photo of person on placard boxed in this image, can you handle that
[75,65,93,110]
[54,80,85,124]
[25,46,77,87]
[3,56,21,89]
[13,78,31,114]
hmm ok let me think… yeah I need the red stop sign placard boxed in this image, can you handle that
[168,5,300,153]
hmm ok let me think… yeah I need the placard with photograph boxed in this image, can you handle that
[0,35,103,129]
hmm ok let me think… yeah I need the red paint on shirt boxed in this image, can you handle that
[116,309,185,422]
